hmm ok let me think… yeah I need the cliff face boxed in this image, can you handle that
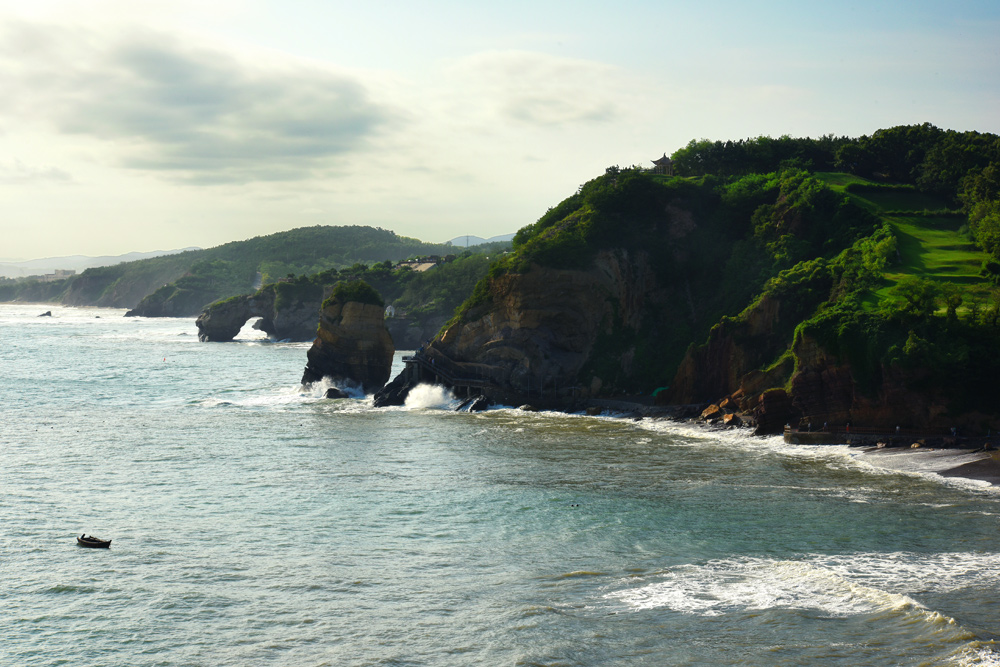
[419,249,674,405]
[668,303,975,432]
[64,266,189,310]
[195,288,319,342]
[301,301,394,392]
[669,294,789,404]
[789,333,957,430]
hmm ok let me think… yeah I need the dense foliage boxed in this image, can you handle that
[324,280,385,308]
[235,251,496,339]
[0,226,461,312]
[446,124,1000,422]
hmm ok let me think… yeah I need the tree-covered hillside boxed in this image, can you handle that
[442,124,1000,430]
[0,226,458,313]
[225,251,497,348]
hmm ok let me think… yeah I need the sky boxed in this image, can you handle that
[1,0,998,260]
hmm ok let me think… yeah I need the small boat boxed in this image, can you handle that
[77,535,111,548]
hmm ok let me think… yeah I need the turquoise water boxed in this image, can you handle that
[2,304,999,666]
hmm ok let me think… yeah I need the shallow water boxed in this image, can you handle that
[2,304,999,666]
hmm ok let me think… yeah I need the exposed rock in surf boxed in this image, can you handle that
[324,387,349,399]
[455,395,490,412]
[301,282,394,394]
[372,373,412,407]
[700,404,723,421]
[195,288,320,343]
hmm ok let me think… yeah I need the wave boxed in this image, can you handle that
[606,556,929,618]
[403,383,460,411]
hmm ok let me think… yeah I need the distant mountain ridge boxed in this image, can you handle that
[0,248,200,278]
[445,233,515,247]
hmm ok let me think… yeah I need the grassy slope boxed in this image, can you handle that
[815,172,988,306]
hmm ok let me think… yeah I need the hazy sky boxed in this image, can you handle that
[1,0,998,260]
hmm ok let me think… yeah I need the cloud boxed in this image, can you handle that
[450,50,623,126]
[0,158,72,184]
[0,21,397,184]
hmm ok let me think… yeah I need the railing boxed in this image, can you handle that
[403,353,496,390]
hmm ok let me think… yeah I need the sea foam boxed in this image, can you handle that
[403,383,458,410]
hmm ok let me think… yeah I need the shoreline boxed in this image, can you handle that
[578,398,1000,489]
[856,446,1000,487]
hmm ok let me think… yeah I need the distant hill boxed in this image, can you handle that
[0,226,456,315]
[445,233,515,247]
[0,248,199,278]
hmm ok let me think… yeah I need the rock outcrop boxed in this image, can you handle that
[667,297,976,432]
[380,249,678,407]
[195,288,320,342]
[301,298,394,393]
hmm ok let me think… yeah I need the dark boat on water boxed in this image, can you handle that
[77,535,111,548]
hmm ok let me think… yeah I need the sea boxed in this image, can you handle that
[2,303,999,667]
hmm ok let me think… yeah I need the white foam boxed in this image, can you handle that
[608,550,1000,623]
[301,376,366,399]
[607,557,928,618]
[403,383,459,410]
[948,642,1000,666]
[631,419,1000,495]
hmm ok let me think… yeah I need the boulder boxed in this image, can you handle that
[723,413,743,427]
[456,395,491,412]
[753,388,794,435]
[700,404,722,420]
[301,294,394,394]
[324,387,349,399]
[372,373,413,408]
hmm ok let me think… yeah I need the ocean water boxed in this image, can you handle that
[2,303,999,667]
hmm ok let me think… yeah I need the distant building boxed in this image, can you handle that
[35,269,77,282]
[651,153,674,176]
[395,258,440,273]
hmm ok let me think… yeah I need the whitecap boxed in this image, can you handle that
[403,383,460,410]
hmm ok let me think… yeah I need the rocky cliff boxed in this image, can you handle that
[668,301,990,434]
[195,287,320,342]
[301,299,394,393]
[376,249,681,407]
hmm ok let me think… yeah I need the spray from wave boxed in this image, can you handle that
[301,377,366,399]
[404,384,458,410]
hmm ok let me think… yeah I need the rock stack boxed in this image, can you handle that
[301,283,394,394]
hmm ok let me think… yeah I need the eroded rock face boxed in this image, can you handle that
[669,293,793,404]
[301,301,394,393]
[195,288,320,342]
[406,249,674,406]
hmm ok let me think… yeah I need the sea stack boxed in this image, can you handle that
[301,280,394,393]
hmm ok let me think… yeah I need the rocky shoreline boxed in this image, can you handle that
[564,397,1000,489]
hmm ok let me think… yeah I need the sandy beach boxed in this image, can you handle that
[859,447,1000,486]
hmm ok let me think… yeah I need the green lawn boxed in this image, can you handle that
[884,215,984,283]
[816,172,990,309]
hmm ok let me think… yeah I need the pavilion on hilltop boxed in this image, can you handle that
[651,153,674,176]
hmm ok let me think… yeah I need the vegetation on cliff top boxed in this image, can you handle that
[449,123,1000,427]
[324,280,385,309]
